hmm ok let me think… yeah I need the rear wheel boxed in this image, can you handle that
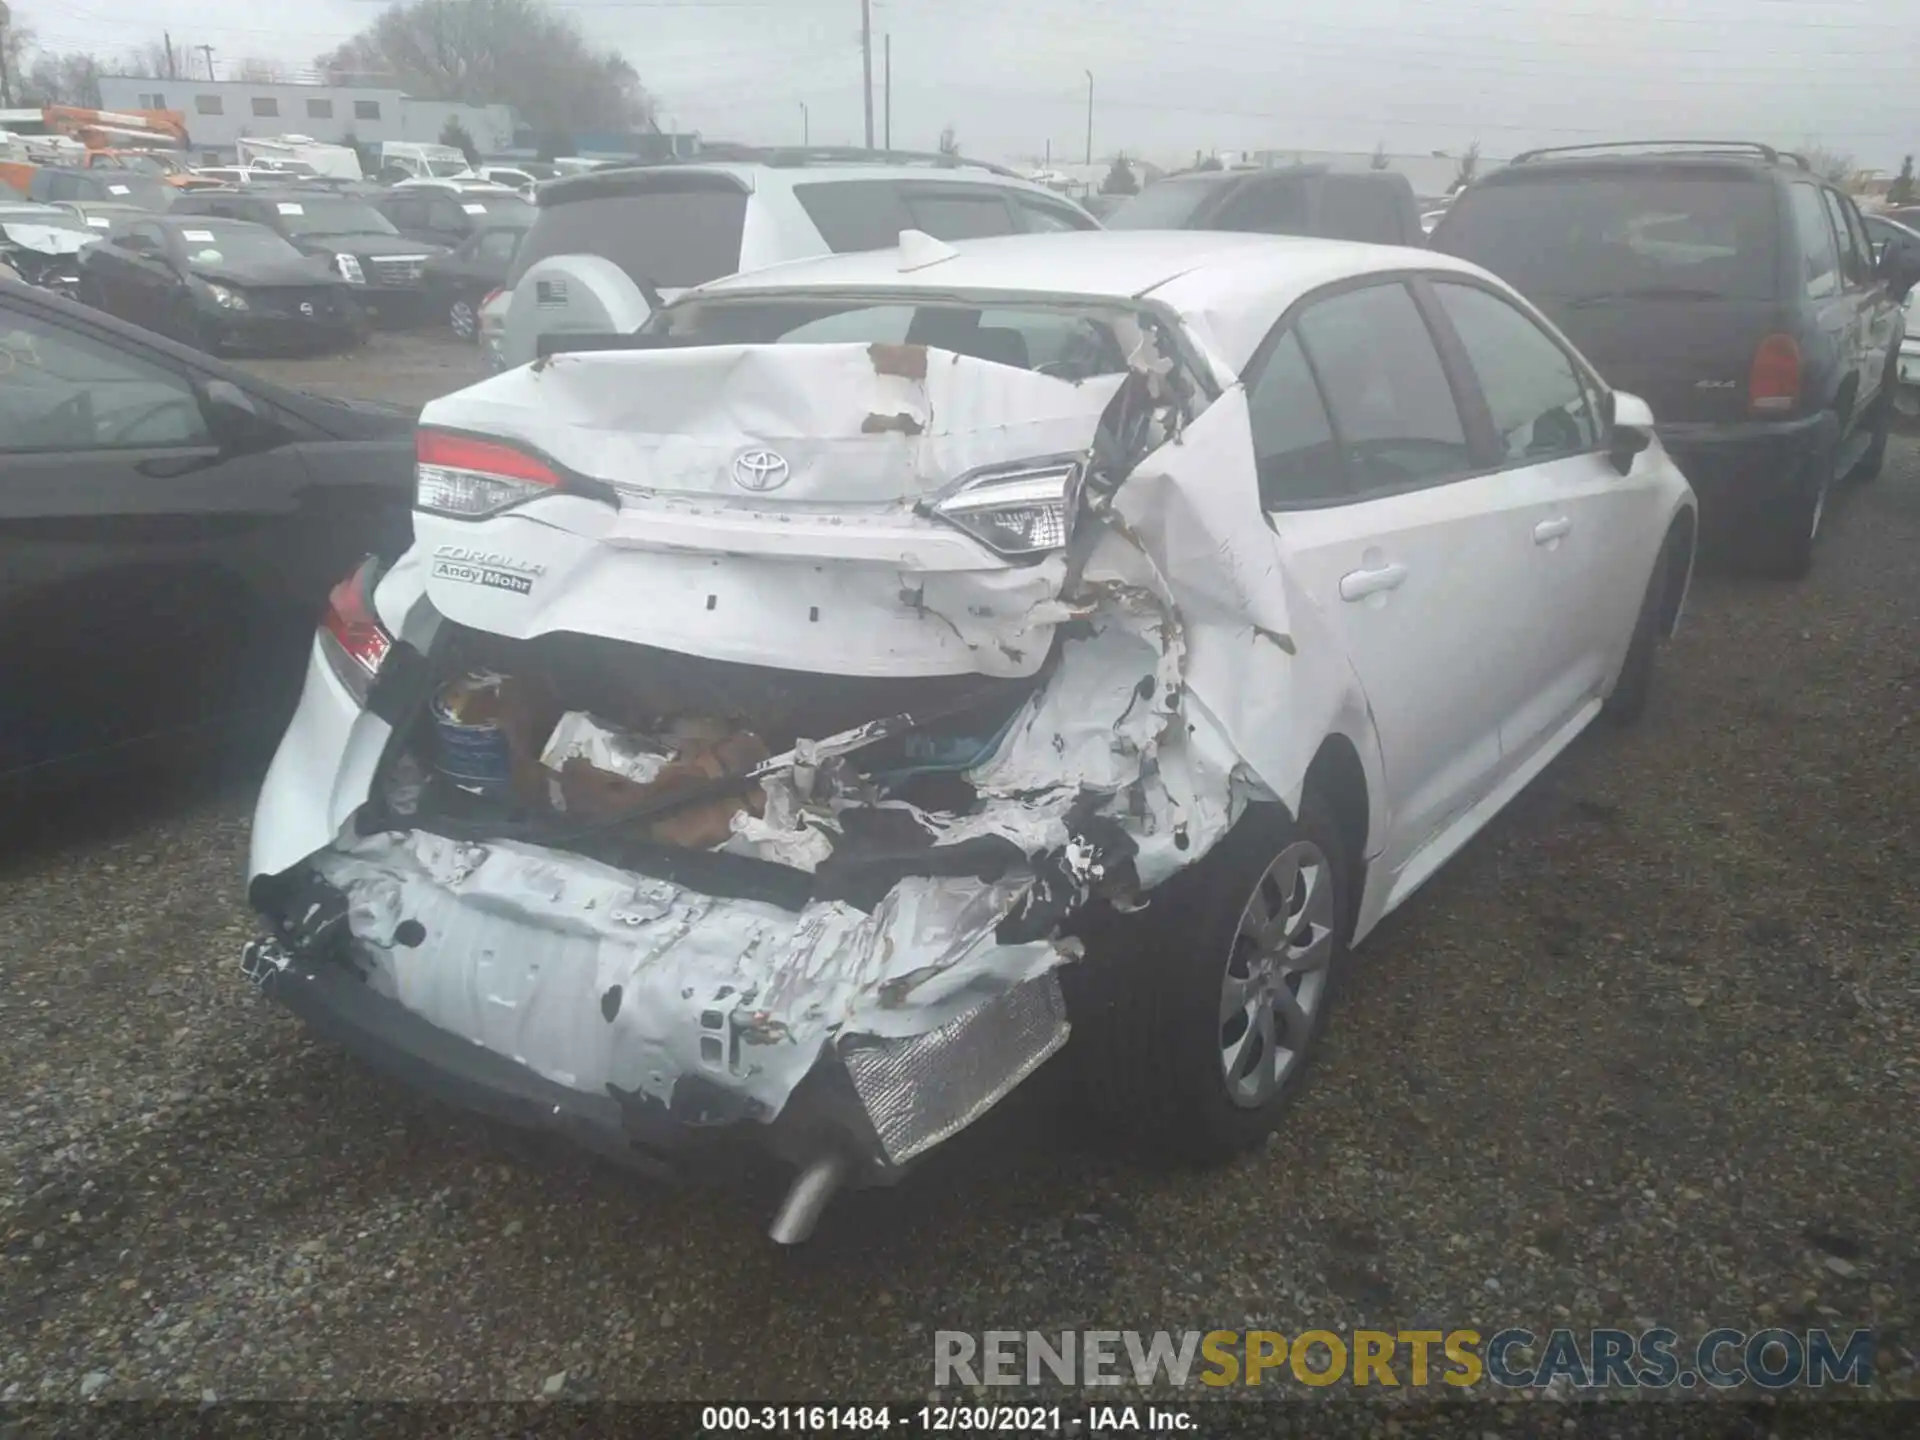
[1605,524,1688,726]
[1850,354,1898,483]
[1753,419,1837,580]
[1064,795,1350,1163]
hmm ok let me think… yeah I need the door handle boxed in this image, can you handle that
[1533,516,1572,545]
[1339,561,1408,601]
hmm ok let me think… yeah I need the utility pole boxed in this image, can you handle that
[883,34,891,151]
[860,0,874,150]
[198,45,217,82]
[1084,69,1094,166]
[164,32,177,81]
[799,101,809,145]
[0,2,13,109]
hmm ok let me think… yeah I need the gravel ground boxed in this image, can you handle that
[237,328,486,410]
[2,346,1916,1407]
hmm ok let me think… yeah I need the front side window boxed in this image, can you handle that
[0,305,210,452]
[476,228,524,264]
[1789,185,1839,298]
[1244,329,1345,507]
[1431,281,1598,462]
[1293,281,1473,491]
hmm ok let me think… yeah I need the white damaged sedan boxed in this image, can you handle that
[243,230,1696,1241]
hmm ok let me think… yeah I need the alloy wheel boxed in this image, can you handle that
[1218,838,1336,1108]
[450,300,477,340]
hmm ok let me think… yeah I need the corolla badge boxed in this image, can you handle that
[732,448,791,493]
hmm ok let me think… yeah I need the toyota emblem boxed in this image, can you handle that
[732,448,791,493]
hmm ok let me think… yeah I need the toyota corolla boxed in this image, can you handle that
[242,229,1696,1242]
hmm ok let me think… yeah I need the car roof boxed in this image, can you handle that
[696,228,1457,301]
[543,160,1071,206]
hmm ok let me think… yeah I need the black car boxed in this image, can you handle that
[170,187,449,326]
[27,167,175,211]
[1104,164,1423,246]
[1432,141,1920,577]
[0,277,416,791]
[373,181,536,250]
[76,215,365,355]
[421,223,526,340]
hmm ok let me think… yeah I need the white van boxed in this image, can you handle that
[377,142,474,183]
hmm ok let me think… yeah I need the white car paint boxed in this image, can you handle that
[250,229,1694,1183]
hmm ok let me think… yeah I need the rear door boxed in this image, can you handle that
[1424,276,1654,756]
[1247,277,1532,877]
[1788,182,1854,418]
[0,295,325,779]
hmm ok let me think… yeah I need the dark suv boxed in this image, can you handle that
[171,187,448,326]
[1105,165,1423,246]
[1432,141,1919,576]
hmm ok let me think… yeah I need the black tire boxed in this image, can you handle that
[1753,419,1837,580]
[1063,793,1351,1164]
[1605,525,1687,726]
[1850,354,1898,484]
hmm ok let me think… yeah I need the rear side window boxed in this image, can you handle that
[1214,178,1311,235]
[1432,282,1598,462]
[1317,177,1406,244]
[508,185,747,289]
[1820,188,1868,285]
[1789,185,1839,298]
[1294,282,1474,490]
[1434,173,1779,301]
[1245,330,1345,507]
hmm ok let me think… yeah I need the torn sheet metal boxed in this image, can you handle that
[420,341,1130,507]
[311,831,1068,1118]
[409,342,1135,678]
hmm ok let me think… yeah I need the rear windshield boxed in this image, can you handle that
[508,187,747,290]
[1104,176,1231,230]
[1434,174,1779,301]
[648,295,1134,381]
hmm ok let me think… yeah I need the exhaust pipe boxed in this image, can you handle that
[767,1152,849,1245]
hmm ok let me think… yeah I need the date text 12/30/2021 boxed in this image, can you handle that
[699,1405,1195,1434]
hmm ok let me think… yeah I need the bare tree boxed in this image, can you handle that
[439,114,480,165]
[1797,144,1856,186]
[233,56,286,84]
[24,52,104,106]
[317,0,653,134]
[1450,139,1481,193]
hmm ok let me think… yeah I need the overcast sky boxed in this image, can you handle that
[17,0,1920,172]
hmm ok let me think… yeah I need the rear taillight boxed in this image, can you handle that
[319,556,393,706]
[1748,333,1801,413]
[415,427,560,518]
